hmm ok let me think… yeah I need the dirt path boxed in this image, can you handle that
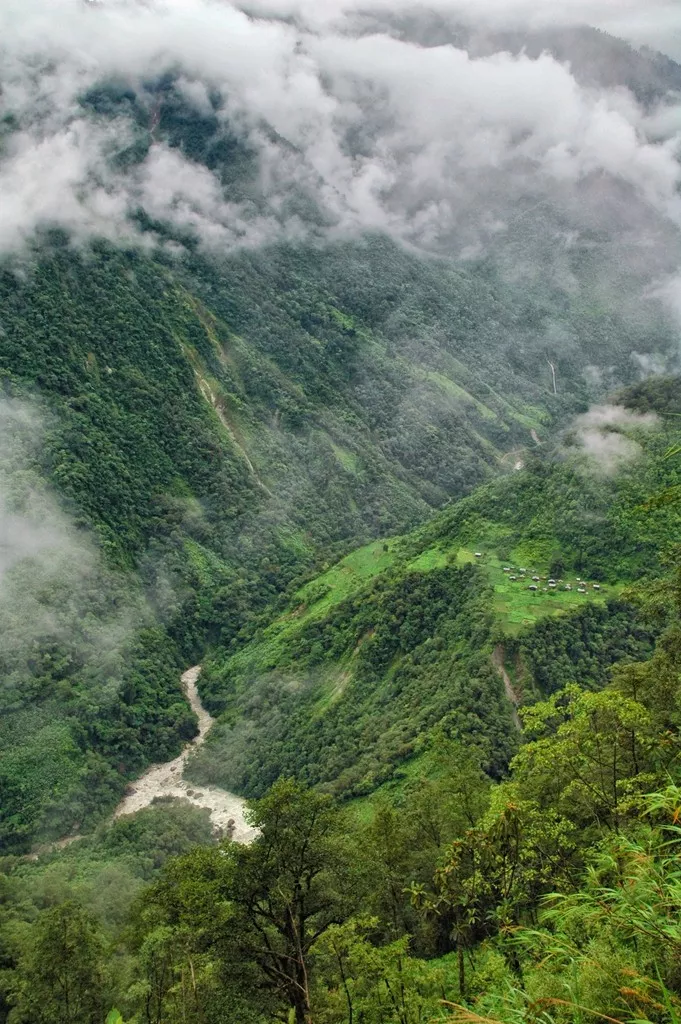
[499,448,525,472]
[492,646,522,732]
[113,667,257,843]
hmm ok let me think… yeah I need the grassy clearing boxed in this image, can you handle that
[406,536,619,635]
[405,546,451,572]
[459,548,617,635]
[313,657,360,715]
[345,749,435,825]
[222,527,621,702]
[296,538,401,616]
[330,441,362,475]
[224,539,403,680]
[277,526,315,560]
[425,370,499,422]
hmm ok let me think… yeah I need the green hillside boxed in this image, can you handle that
[4,11,681,1023]
[1,201,675,851]
[188,380,681,801]
[0,53,679,852]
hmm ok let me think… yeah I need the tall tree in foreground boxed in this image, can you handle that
[227,779,361,1024]
[140,779,362,1023]
[9,902,105,1024]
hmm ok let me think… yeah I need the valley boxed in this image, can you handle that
[112,667,255,843]
[1,3,681,1022]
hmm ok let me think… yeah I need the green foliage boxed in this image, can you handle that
[190,395,681,803]
[507,601,658,697]
[6,902,106,1024]
[131,779,362,1024]
[1,200,678,852]
[6,227,651,849]
[3,74,681,1022]
[190,564,517,799]
[6,595,681,1024]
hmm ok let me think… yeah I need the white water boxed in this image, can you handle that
[113,666,257,843]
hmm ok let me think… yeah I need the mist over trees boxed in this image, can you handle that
[1,3,681,1023]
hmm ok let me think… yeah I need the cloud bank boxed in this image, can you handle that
[0,0,680,315]
[0,398,135,698]
[247,0,681,54]
[571,403,661,475]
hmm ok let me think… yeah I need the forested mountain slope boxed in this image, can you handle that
[5,6,681,1021]
[1,2,680,859]
[3,417,681,1023]
[2,208,675,851]
[187,379,681,801]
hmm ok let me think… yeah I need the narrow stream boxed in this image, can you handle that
[113,666,257,843]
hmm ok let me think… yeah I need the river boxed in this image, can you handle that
[113,666,257,843]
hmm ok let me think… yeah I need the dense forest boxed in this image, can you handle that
[3,534,681,1024]
[2,217,676,850]
[1,364,680,1021]
[1,32,680,850]
[186,379,681,800]
[2,7,681,1022]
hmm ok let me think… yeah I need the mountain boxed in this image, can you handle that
[0,380,680,1024]
[4,7,681,1024]
[182,378,681,802]
[1,7,681,851]
[1,192,676,850]
[1,222,676,849]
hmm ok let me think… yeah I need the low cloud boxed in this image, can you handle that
[0,0,679,274]
[0,398,135,698]
[571,403,661,475]
[0,122,137,253]
[245,0,681,60]
[0,399,83,579]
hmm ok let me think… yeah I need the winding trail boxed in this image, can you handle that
[113,667,257,843]
[492,646,522,732]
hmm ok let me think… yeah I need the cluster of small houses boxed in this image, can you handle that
[473,553,601,594]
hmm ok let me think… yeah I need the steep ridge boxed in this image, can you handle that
[2,233,674,850]
[0,40,680,852]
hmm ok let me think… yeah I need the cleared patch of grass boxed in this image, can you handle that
[330,441,362,475]
[296,538,400,615]
[406,546,450,572]
[223,539,403,681]
[184,537,230,586]
[221,529,622,708]
[277,526,315,559]
[467,549,619,635]
[312,649,367,715]
[425,370,499,422]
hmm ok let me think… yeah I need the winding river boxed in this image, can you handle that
[113,666,257,844]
